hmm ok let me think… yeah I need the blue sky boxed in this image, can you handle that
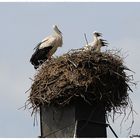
[0,2,140,137]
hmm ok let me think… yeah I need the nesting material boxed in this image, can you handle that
[28,48,133,113]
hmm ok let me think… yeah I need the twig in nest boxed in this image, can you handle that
[84,33,89,45]
[67,59,77,68]
[18,101,30,110]
[80,94,91,105]
[33,111,38,126]
[120,108,126,133]
[29,77,34,81]
[59,96,73,105]
[127,120,134,136]
[47,78,59,86]
[97,86,102,100]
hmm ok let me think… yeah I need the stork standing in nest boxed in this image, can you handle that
[30,25,63,69]
[84,31,108,52]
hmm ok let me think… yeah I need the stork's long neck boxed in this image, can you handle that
[53,28,63,47]
[93,35,98,42]
[53,32,62,40]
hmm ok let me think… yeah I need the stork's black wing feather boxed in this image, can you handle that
[30,46,53,69]
[99,39,109,46]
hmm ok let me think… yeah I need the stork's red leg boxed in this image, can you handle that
[47,53,52,60]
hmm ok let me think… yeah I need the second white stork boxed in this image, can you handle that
[84,31,108,52]
[30,25,63,69]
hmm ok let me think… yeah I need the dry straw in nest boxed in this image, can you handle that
[27,48,134,115]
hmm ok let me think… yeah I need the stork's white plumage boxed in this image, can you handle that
[30,25,63,69]
[84,31,108,52]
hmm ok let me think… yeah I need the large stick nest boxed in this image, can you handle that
[28,48,134,113]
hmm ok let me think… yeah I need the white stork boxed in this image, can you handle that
[84,31,108,52]
[30,25,63,69]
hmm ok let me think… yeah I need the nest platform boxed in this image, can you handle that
[28,49,133,113]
